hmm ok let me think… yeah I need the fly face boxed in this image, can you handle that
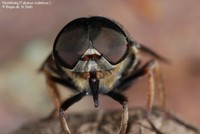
[53,17,131,89]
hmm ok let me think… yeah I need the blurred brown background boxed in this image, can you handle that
[0,0,200,133]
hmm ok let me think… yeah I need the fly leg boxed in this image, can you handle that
[39,55,62,119]
[134,60,165,134]
[116,60,166,133]
[117,60,166,114]
[107,91,128,134]
[59,92,87,134]
[141,60,166,114]
[43,72,62,119]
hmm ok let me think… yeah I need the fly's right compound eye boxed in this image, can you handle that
[53,18,90,69]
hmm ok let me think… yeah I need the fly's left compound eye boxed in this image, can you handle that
[92,28,128,65]
[53,18,90,69]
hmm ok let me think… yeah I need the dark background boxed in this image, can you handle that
[0,0,200,133]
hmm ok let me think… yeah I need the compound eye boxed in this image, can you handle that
[93,28,128,64]
[53,24,90,69]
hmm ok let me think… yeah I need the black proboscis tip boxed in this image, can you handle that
[89,76,99,108]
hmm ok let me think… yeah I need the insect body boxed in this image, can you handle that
[40,16,166,134]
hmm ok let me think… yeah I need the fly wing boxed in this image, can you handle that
[133,41,170,64]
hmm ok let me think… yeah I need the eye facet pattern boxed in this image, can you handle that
[53,16,129,69]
